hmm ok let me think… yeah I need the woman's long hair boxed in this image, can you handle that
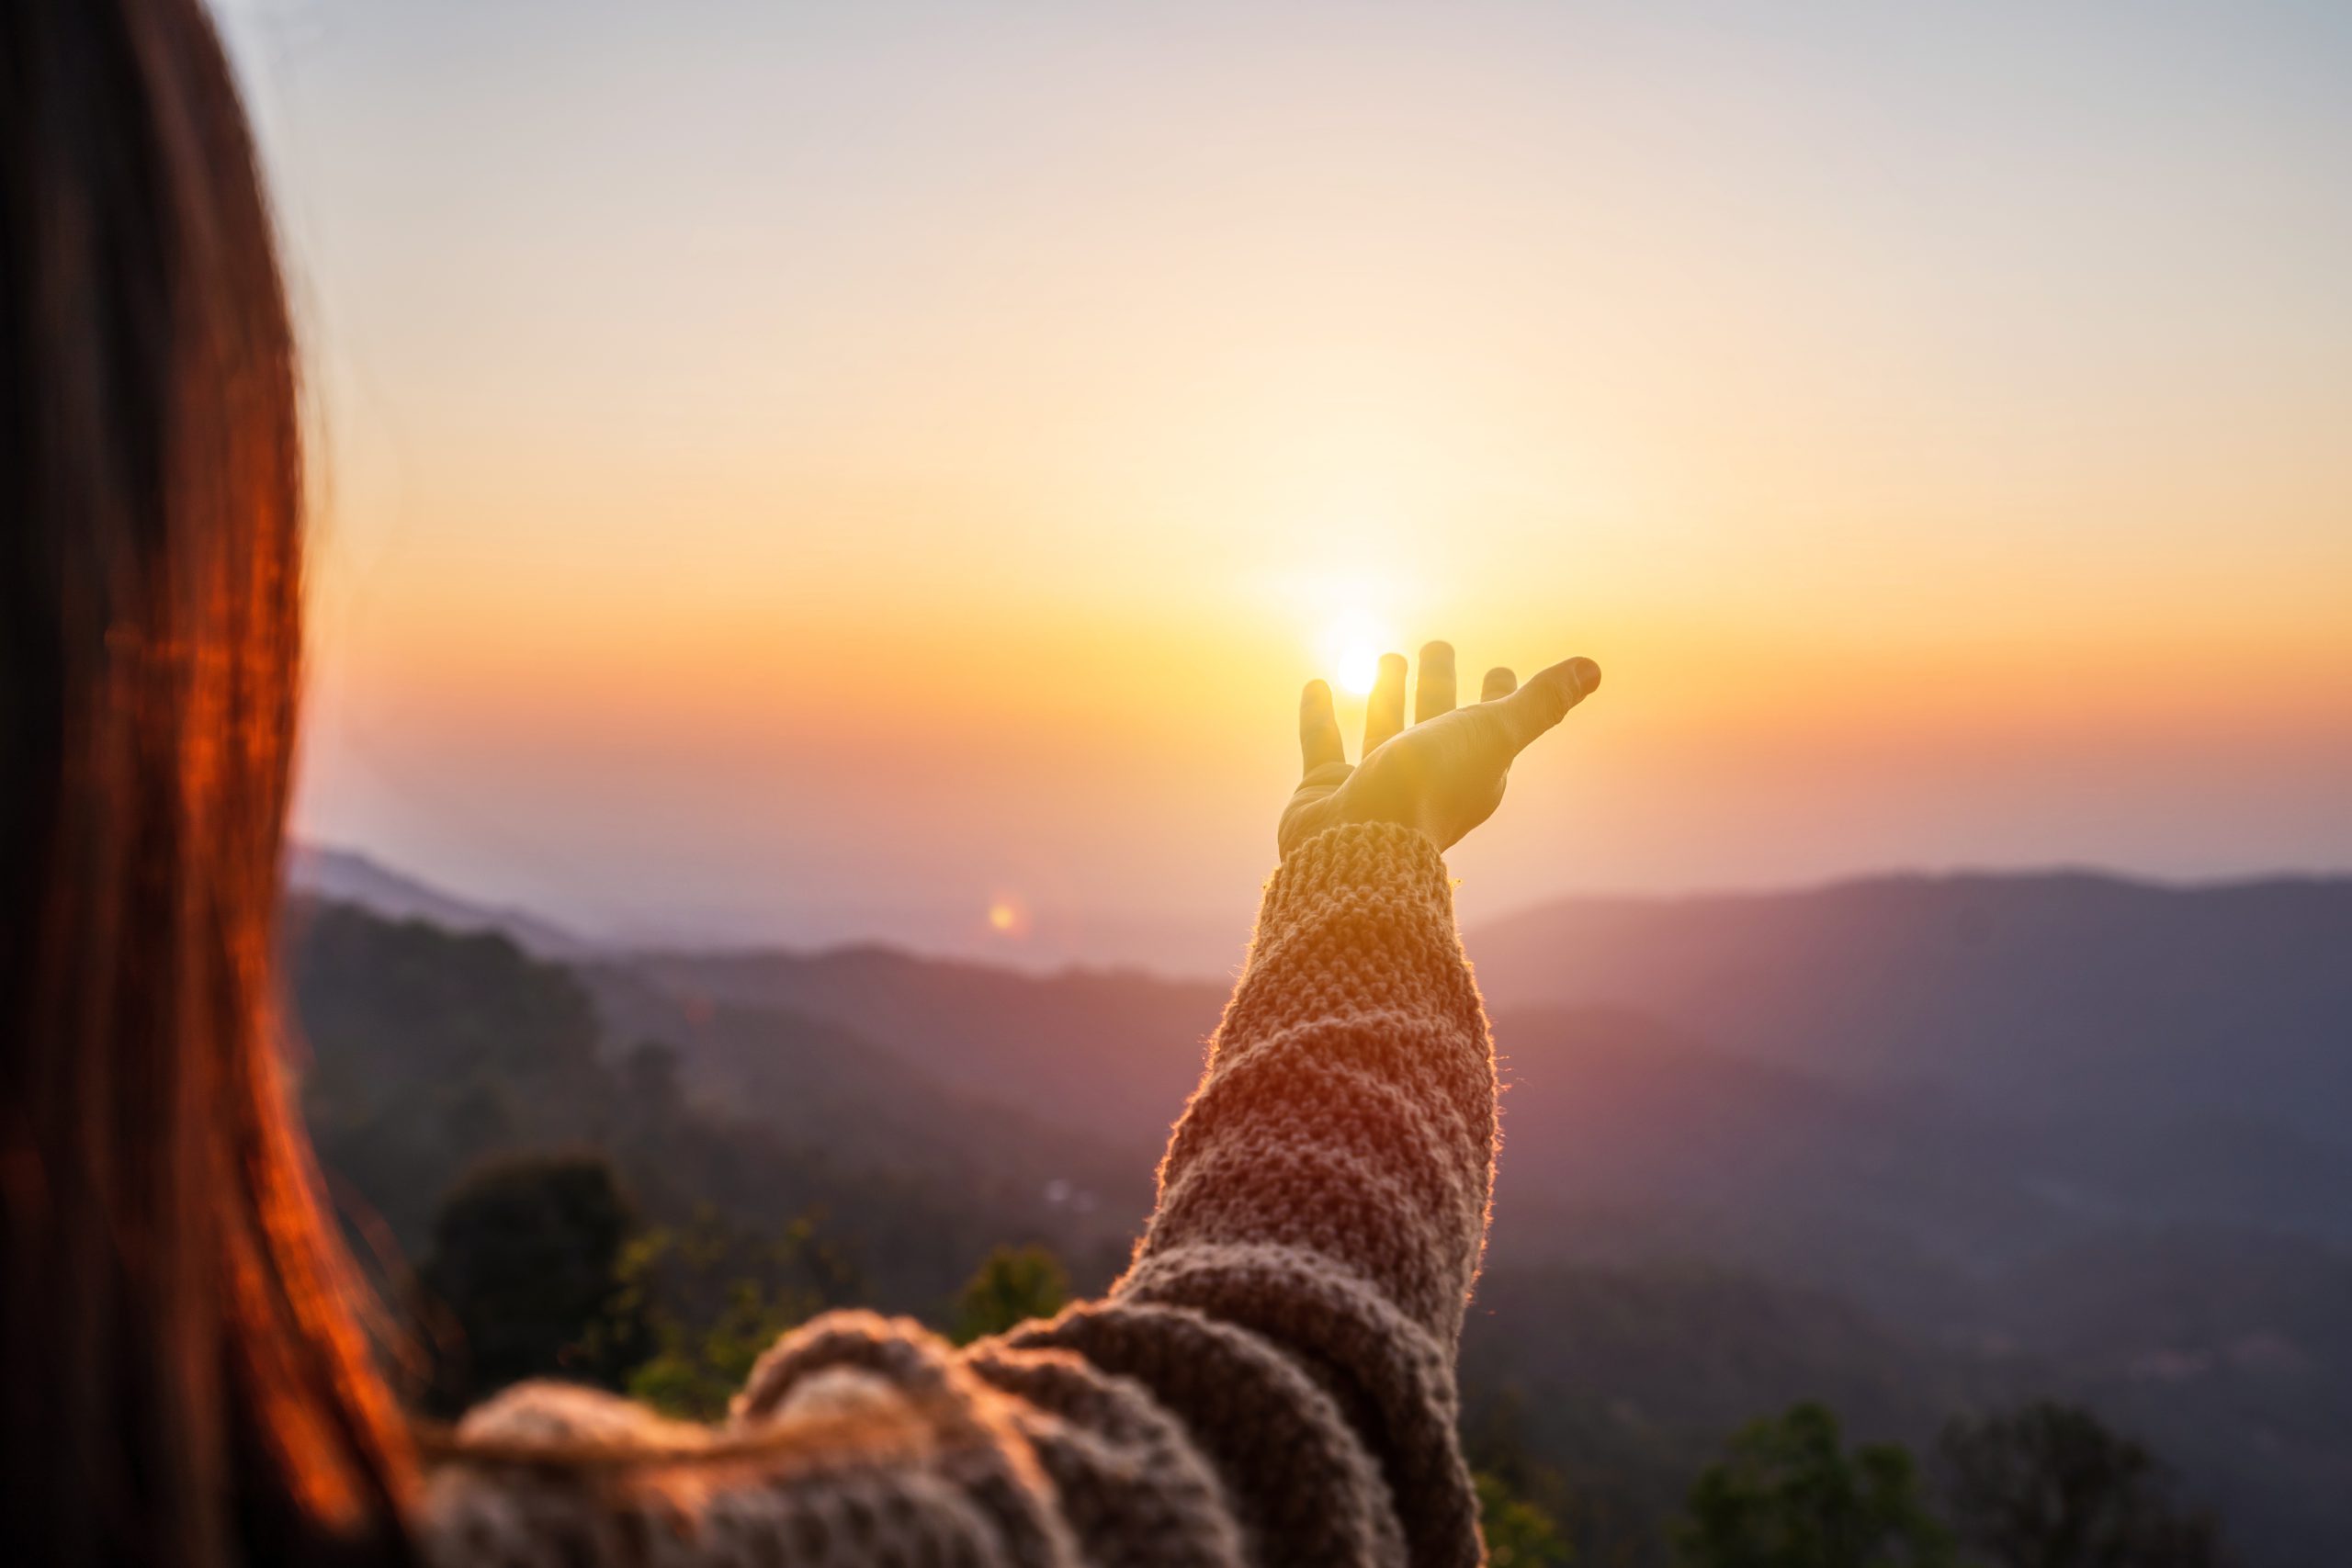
[0,2,415,1562]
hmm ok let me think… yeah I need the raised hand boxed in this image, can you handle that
[1278,641,1600,858]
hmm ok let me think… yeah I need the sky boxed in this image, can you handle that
[212,0,2352,972]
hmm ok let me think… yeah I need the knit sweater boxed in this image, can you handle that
[422,821,1498,1567]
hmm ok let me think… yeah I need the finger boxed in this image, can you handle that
[1414,640,1457,723]
[1363,652,1408,752]
[1481,666,1517,702]
[1299,680,1346,775]
[1497,657,1601,753]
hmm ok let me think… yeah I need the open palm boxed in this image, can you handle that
[1278,642,1600,858]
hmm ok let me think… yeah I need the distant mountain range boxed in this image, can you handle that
[288,843,2352,1169]
[1472,871,2352,1145]
[284,842,2352,1563]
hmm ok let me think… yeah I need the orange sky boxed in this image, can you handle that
[218,0,2352,970]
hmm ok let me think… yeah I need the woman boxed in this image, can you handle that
[0,2,1600,1563]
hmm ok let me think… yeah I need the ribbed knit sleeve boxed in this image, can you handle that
[1032,819,1492,1564]
[420,821,1496,1568]
[1127,818,1494,1345]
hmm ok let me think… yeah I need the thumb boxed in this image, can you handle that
[1497,657,1600,753]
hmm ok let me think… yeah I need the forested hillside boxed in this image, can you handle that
[285,868,2352,1564]
[289,899,1100,1310]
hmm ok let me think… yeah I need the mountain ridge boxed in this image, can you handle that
[290,837,2352,986]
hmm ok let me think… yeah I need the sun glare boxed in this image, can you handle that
[1322,606,1394,696]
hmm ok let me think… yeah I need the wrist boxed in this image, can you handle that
[1261,819,1457,936]
[1327,797,1446,852]
[1279,815,1445,867]
[1341,813,1443,855]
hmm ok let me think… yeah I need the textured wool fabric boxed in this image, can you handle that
[421,821,1498,1566]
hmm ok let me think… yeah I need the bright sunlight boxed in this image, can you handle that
[1322,610,1396,697]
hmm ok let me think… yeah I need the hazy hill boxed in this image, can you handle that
[583,961,1154,1256]
[289,844,596,960]
[1483,1008,2097,1323]
[625,944,1227,1155]
[285,898,1094,1307]
[1468,872,2352,1148]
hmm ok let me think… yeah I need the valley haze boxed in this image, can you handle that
[288,840,2352,982]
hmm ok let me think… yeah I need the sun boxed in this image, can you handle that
[1322,610,1393,695]
[1335,641,1382,696]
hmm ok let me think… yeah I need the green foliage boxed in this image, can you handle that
[1676,1402,1957,1568]
[953,1244,1069,1344]
[1480,1470,1577,1566]
[1939,1402,2232,1568]
[619,1209,861,1420]
[625,1277,809,1421]
[416,1155,653,1415]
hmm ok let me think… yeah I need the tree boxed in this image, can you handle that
[1939,1403,2232,1568]
[1463,1385,1584,1566]
[953,1244,1069,1344]
[416,1154,653,1414]
[621,1210,858,1420]
[1478,1470,1576,1566]
[625,1274,812,1421]
[1677,1402,1957,1568]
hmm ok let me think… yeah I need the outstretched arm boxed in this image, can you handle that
[963,643,1597,1563]
[1021,645,1601,1562]
[426,643,1600,1568]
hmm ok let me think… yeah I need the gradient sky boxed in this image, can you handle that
[213,0,2352,972]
